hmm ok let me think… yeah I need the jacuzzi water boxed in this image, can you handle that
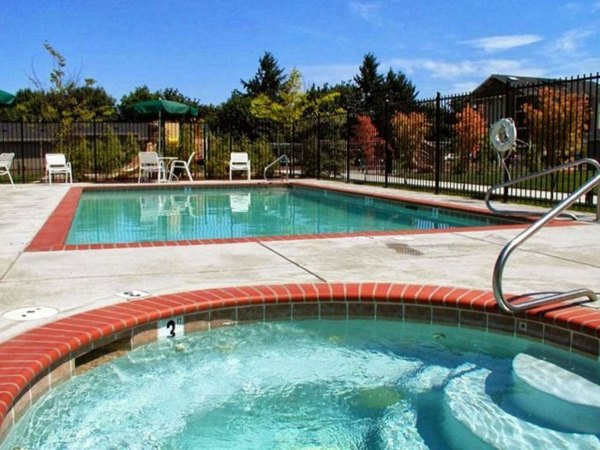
[65,186,520,245]
[3,320,599,449]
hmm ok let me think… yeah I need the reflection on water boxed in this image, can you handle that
[66,186,518,245]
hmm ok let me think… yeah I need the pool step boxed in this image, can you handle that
[509,353,600,433]
[376,400,428,449]
[443,367,600,449]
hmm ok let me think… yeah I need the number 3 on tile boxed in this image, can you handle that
[158,317,184,339]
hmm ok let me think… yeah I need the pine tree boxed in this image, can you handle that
[353,53,384,112]
[241,52,286,99]
[384,69,418,111]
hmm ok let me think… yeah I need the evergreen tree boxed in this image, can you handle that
[241,52,286,99]
[350,53,419,137]
[384,69,418,111]
[353,53,384,112]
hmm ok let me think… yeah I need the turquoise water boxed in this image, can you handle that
[66,187,518,245]
[3,320,599,449]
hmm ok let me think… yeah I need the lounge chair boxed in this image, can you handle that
[45,153,72,184]
[138,151,165,183]
[168,152,195,182]
[0,153,15,189]
[229,152,251,180]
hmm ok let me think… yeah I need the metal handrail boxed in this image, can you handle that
[485,158,600,221]
[263,154,290,181]
[493,161,600,313]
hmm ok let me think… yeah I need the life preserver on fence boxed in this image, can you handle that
[490,118,516,154]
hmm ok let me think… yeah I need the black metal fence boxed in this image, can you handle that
[0,121,205,183]
[302,72,600,211]
[364,73,600,209]
[1,72,598,211]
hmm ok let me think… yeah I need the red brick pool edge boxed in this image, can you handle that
[26,182,558,252]
[0,282,598,439]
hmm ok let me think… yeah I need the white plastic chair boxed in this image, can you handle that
[168,152,195,182]
[45,153,72,184]
[138,151,165,183]
[229,152,251,180]
[0,153,15,189]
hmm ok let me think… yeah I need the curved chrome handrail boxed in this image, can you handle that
[493,164,600,313]
[485,158,600,221]
[263,154,290,181]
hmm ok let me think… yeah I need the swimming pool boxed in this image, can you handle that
[65,185,521,245]
[3,319,599,449]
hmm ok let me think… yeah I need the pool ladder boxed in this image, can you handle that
[487,158,600,313]
[263,155,290,181]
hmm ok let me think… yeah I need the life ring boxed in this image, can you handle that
[490,118,516,154]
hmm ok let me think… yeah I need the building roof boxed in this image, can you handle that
[472,74,557,97]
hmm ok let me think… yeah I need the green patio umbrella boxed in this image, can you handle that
[0,90,16,107]
[132,99,198,153]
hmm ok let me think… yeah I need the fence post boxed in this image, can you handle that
[93,120,98,183]
[434,93,441,194]
[204,123,210,161]
[384,100,390,188]
[19,121,25,183]
[502,80,513,203]
[316,113,321,179]
[346,110,350,182]
[291,121,296,179]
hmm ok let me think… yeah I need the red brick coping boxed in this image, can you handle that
[26,181,556,252]
[0,282,599,439]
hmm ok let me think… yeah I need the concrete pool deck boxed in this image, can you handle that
[1,180,599,343]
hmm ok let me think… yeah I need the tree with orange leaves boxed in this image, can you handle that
[391,111,431,171]
[351,115,384,170]
[521,86,589,170]
[452,104,487,173]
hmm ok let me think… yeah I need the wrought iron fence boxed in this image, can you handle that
[0,120,205,183]
[1,72,598,211]
[337,72,600,211]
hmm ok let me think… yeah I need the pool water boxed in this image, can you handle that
[3,320,599,449]
[66,187,518,245]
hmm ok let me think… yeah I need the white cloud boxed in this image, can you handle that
[388,57,546,80]
[349,1,383,26]
[550,29,594,53]
[463,34,543,53]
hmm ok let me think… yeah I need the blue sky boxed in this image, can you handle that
[2,0,600,105]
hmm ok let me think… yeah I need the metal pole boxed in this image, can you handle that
[19,121,25,183]
[346,110,350,183]
[291,121,296,178]
[434,93,441,194]
[158,110,162,155]
[384,100,390,188]
[316,114,321,179]
[502,80,512,203]
[93,120,98,182]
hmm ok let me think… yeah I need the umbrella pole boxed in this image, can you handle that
[158,110,162,155]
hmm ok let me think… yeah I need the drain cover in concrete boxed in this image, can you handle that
[386,243,424,256]
[116,290,150,300]
[3,306,58,321]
